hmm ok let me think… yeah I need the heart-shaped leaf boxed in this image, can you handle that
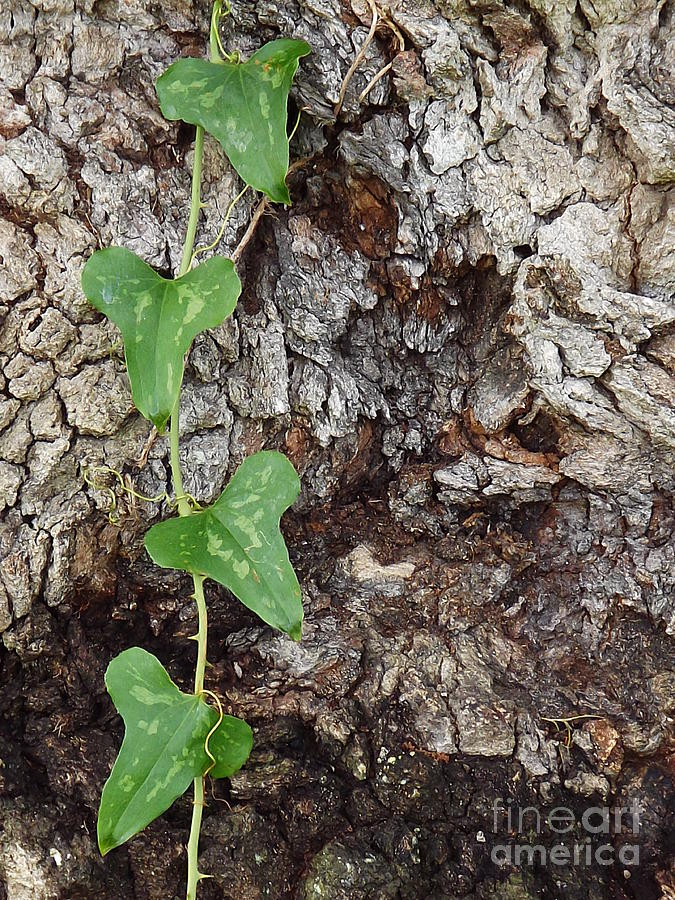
[156,39,311,204]
[81,247,241,431]
[98,647,252,856]
[145,451,303,639]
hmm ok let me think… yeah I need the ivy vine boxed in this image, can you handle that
[80,2,310,896]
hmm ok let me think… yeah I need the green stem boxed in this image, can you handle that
[186,575,208,900]
[170,123,204,517]
[186,773,206,900]
[192,576,209,695]
[167,120,208,900]
[178,126,205,280]
[174,11,226,899]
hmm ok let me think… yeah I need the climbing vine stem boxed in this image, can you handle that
[80,3,309,897]
[172,16,220,896]
[186,573,210,899]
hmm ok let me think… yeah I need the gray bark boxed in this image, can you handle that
[0,0,674,897]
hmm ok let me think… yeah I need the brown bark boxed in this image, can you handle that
[0,0,673,897]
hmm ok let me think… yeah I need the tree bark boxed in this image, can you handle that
[1,0,673,897]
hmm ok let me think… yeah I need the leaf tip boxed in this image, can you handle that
[267,183,292,206]
[143,528,158,561]
[97,826,113,857]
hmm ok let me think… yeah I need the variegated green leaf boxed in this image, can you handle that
[81,247,241,431]
[98,647,252,856]
[156,39,311,204]
[145,451,303,639]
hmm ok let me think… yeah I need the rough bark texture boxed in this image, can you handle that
[1,0,674,897]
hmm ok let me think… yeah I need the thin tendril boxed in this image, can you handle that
[200,689,224,777]
[214,13,228,61]
[190,184,250,268]
[86,465,168,504]
[288,106,304,143]
[169,492,203,512]
[541,714,603,748]
[84,465,205,523]
[209,0,231,62]
[83,465,169,523]
[83,468,120,523]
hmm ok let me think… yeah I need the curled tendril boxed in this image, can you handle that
[170,492,203,512]
[541,713,602,748]
[82,465,169,524]
[199,689,224,777]
[210,0,232,63]
[83,467,122,524]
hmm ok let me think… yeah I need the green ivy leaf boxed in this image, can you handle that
[98,647,252,856]
[145,451,303,639]
[81,247,241,431]
[156,39,311,205]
